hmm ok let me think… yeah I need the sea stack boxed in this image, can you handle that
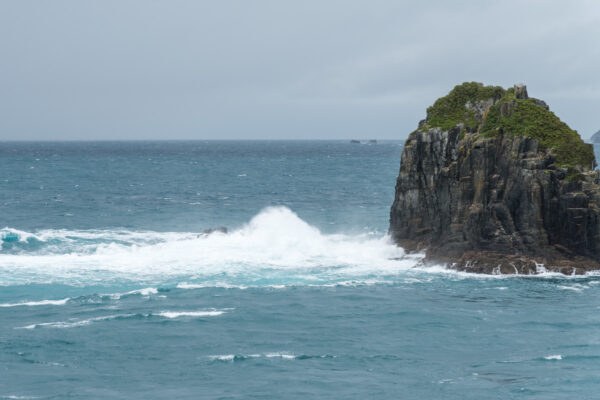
[389,82,600,274]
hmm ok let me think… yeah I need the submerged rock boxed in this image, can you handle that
[202,227,228,235]
[389,82,600,274]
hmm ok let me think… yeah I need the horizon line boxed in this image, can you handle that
[0,138,404,143]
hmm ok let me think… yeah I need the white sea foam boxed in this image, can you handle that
[413,262,600,281]
[157,310,226,318]
[126,287,158,296]
[177,280,396,290]
[0,298,70,307]
[544,354,562,360]
[558,284,587,292]
[208,352,296,361]
[107,287,159,299]
[209,354,235,361]
[177,282,248,290]
[0,207,416,286]
[2,206,600,286]
[18,314,126,329]
[17,309,228,329]
[265,352,296,359]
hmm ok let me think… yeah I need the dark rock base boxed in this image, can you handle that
[422,251,600,275]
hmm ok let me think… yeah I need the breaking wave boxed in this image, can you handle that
[0,207,419,286]
[3,206,599,288]
[0,298,71,307]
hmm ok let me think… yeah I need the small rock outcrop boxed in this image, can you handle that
[202,226,228,235]
[390,82,600,274]
[591,130,600,143]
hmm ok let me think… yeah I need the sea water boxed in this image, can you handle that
[1,141,600,399]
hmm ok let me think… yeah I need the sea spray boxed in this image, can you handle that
[0,207,412,286]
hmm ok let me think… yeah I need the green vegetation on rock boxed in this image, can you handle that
[421,82,594,168]
[480,91,594,168]
[421,82,505,132]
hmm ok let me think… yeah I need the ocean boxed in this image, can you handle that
[1,140,600,399]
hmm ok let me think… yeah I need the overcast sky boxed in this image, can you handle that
[1,0,599,140]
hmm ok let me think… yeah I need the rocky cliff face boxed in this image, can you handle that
[390,83,600,274]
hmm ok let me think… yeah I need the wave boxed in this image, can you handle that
[106,287,159,299]
[17,308,229,329]
[207,352,334,362]
[557,284,587,292]
[157,310,226,318]
[0,298,70,307]
[177,282,249,290]
[1,396,41,400]
[18,314,127,329]
[0,207,417,286]
[2,206,600,287]
[175,279,396,290]
[0,287,162,308]
[543,355,562,360]
[0,227,185,257]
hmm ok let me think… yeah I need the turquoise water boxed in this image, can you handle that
[1,141,600,399]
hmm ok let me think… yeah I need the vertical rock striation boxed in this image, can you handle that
[390,82,600,274]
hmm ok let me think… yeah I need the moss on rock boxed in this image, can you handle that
[421,82,505,132]
[421,82,594,168]
[480,91,594,168]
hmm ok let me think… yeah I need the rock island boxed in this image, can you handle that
[390,82,600,274]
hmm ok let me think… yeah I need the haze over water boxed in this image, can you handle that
[1,141,600,399]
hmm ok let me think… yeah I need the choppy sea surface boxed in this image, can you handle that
[1,141,600,399]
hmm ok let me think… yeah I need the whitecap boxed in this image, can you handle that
[558,285,585,292]
[0,227,40,243]
[0,298,70,307]
[125,287,158,296]
[544,355,562,360]
[207,352,297,362]
[157,310,226,318]
[18,314,127,329]
[208,354,235,361]
[267,284,286,289]
[177,282,248,290]
[17,309,227,329]
[107,287,158,299]
[265,352,296,359]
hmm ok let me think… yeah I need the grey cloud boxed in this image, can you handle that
[0,0,599,140]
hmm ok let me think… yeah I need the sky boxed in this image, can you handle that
[1,0,599,140]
